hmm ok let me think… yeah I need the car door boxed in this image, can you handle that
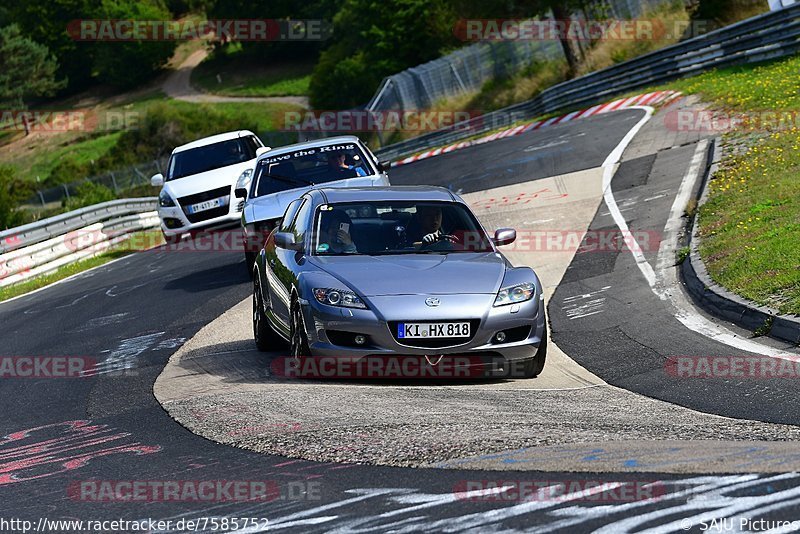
[269,198,313,328]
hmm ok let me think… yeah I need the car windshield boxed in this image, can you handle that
[312,201,494,256]
[251,143,373,198]
[168,136,259,180]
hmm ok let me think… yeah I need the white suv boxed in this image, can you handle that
[151,130,267,239]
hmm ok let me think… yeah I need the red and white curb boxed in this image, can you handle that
[392,90,681,167]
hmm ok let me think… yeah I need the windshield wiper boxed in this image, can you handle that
[266,173,315,186]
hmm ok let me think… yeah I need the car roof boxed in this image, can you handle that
[256,136,364,160]
[311,186,457,204]
[173,130,257,153]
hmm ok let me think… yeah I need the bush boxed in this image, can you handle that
[64,181,116,211]
[0,166,34,230]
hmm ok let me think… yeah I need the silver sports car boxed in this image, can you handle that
[252,186,547,378]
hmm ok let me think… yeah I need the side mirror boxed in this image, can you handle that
[256,146,271,158]
[493,228,516,246]
[377,160,391,173]
[274,232,302,251]
[235,187,248,199]
[151,173,164,187]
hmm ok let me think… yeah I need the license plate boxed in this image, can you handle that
[187,197,226,214]
[397,322,470,339]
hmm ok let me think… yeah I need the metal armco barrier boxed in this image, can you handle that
[0,199,159,288]
[0,198,157,254]
[373,4,800,162]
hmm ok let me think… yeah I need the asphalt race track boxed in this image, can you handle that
[3,105,800,532]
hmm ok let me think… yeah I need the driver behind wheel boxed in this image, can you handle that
[406,205,459,248]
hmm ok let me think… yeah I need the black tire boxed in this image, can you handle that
[290,299,312,359]
[253,277,283,351]
[245,251,256,279]
[520,323,548,378]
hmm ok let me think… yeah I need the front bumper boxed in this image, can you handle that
[299,292,546,375]
[158,204,242,237]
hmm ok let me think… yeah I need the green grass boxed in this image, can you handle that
[164,98,301,131]
[670,54,800,315]
[192,51,313,97]
[26,132,122,182]
[670,55,800,111]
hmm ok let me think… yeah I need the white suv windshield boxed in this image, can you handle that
[251,143,372,198]
[168,136,259,180]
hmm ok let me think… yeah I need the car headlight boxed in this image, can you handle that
[494,282,535,307]
[158,190,175,207]
[313,288,366,309]
[236,168,253,190]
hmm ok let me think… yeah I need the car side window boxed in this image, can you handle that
[278,199,303,233]
[288,200,313,243]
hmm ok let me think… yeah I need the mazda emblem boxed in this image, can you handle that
[425,297,440,307]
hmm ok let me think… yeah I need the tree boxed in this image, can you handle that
[0,25,64,108]
[452,0,581,75]
[310,0,458,108]
[91,0,177,88]
[2,0,95,93]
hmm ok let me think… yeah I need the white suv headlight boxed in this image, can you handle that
[158,190,176,207]
[494,282,535,307]
[313,288,366,309]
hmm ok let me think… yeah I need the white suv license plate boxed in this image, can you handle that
[397,322,470,339]
[187,197,226,214]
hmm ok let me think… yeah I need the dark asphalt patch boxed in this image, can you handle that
[612,154,656,191]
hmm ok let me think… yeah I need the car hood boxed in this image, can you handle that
[164,160,255,199]
[309,252,507,296]
[245,175,380,223]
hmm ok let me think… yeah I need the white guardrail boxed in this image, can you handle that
[0,198,158,288]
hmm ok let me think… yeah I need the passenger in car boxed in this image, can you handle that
[318,210,357,254]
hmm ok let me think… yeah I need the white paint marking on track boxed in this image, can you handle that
[601,110,800,360]
[600,106,658,288]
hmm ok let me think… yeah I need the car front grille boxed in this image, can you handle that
[388,319,481,348]
[178,186,232,223]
